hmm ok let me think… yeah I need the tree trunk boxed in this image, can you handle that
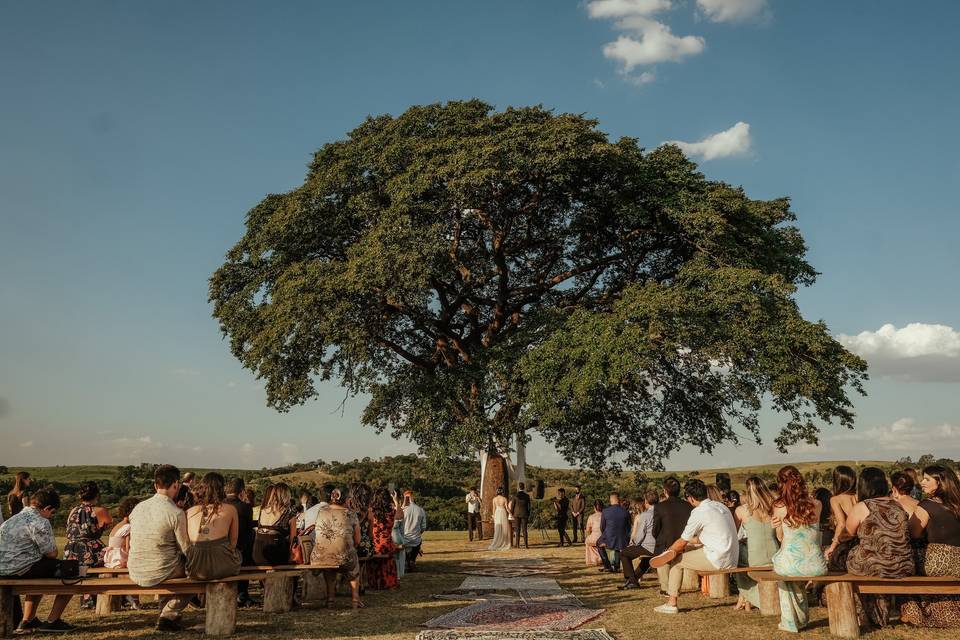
[95,574,121,617]
[825,581,860,638]
[758,580,780,616]
[708,573,731,598]
[0,587,16,639]
[681,569,699,592]
[204,582,237,636]
[262,576,295,613]
[302,570,326,602]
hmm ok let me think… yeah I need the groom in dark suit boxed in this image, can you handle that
[511,483,531,549]
[596,492,631,573]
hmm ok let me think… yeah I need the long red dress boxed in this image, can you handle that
[367,510,399,589]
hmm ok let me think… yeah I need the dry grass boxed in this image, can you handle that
[33,531,945,640]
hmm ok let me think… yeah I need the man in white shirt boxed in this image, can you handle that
[402,491,428,571]
[650,479,739,614]
[465,487,482,541]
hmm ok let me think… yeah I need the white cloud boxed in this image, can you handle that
[240,443,255,454]
[664,121,753,160]
[827,418,960,457]
[602,21,705,70]
[625,71,657,86]
[696,0,769,23]
[172,368,200,377]
[837,323,960,382]
[20,441,33,448]
[279,442,299,464]
[587,0,672,19]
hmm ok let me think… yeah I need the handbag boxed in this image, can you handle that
[290,537,304,564]
[56,559,81,579]
[391,520,406,546]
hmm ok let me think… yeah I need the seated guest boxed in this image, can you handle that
[367,487,399,590]
[770,465,827,633]
[813,487,834,547]
[825,465,858,569]
[618,489,659,590]
[707,484,725,503]
[845,467,914,627]
[128,464,193,632]
[902,465,960,628]
[651,477,693,594]
[891,471,920,517]
[596,492,631,574]
[724,489,741,514]
[104,497,140,569]
[185,473,241,580]
[651,480,738,614]
[584,500,604,566]
[0,488,76,633]
[904,467,924,500]
[6,471,31,519]
[402,491,428,571]
[734,476,779,611]
[311,488,363,608]
[64,480,112,609]
[253,483,297,565]
[225,478,255,607]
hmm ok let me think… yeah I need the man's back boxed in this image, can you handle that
[128,493,189,587]
[652,496,693,555]
[600,504,630,550]
[224,495,253,550]
[513,492,530,518]
[403,503,427,544]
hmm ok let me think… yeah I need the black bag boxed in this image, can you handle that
[55,559,80,579]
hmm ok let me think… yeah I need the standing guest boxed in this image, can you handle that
[904,467,924,500]
[596,492,631,574]
[185,473,241,580]
[825,465,858,569]
[619,489,659,590]
[570,486,586,543]
[64,481,112,609]
[391,490,407,578]
[253,484,297,565]
[511,483,531,549]
[311,488,363,609]
[224,477,255,606]
[584,500,604,566]
[651,477,693,594]
[770,465,828,633]
[348,483,374,559]
[844,467,914,627]
[813,488,834,547]
[0,488,76,633]
[402,491,428,571]
[902,465,960,627]
[891,471,920,517]
[734,477,779,611]
[555,488,572,546]
[6,471,31,519]
[651,480,738,615]
[465,487,482,541]
[128,465,193,632]
[367,487,399,589]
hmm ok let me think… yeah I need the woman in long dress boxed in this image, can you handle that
[735,476,779,611]
[488,486,512,551]
[584,500,604,566]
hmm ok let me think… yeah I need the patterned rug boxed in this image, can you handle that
[459,575,563,593]
[432,589,522,602]
[518,590,584,608]
[423,600,605,631]
[416,630,616,640]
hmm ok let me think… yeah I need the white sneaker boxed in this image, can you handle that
[654,604,679,614]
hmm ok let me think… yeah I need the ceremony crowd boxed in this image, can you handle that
[0,466,428,633]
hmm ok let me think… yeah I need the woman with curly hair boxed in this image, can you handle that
[347,483,374,559]
[185,473,241,580]
[902,465,960,628]
[770,465,827,633]
[366,487,399,589]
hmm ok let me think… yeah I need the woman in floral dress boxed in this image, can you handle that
[366,487,399,589]
[311,488,363,608]
[64,481,112,609]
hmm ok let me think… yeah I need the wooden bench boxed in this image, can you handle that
[0,568,303,637]
[748,571,960,638]
[696,565,779,614]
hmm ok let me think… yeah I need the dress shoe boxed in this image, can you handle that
[618,582,640,590]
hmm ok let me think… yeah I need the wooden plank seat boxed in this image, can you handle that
[694,565,778,615]
[0,569,304,638]
[747,571,960,638]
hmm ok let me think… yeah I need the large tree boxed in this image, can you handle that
[210,100,867,470]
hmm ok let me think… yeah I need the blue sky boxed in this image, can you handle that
[2,1,959,470]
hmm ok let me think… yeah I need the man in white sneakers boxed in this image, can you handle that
[650,479,739,614]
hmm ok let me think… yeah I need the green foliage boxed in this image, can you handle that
[210,100,867,470]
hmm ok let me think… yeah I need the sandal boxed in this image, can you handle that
[352,598,364,609]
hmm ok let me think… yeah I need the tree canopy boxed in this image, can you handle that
[209,100,867,470]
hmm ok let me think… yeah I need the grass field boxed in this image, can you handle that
[29,531,945,640]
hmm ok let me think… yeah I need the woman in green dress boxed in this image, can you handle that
[734,476,780,611]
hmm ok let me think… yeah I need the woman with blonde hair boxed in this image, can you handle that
[253,483,297,565]
[770,465,827,632]
[734,477,779,611]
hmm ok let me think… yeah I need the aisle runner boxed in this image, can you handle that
[422,601,604,632]
[416,629,616,640]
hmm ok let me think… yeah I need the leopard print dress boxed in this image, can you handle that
[901,500,960,628]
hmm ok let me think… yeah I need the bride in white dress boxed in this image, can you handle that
[488,486,512,551]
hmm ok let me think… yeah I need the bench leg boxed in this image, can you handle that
[758,580,780,616]
[708,574,731,599]
[825,582,860,639]
[681,569,699,592]
[0,587,17,638]
[204,582,237,636]
[262,576,294,613]
[302,571,326,603]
